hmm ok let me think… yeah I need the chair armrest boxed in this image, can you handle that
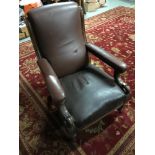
[38,58,66,104]
[86,43,127,73]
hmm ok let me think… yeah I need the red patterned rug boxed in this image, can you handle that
[19,6,135,155]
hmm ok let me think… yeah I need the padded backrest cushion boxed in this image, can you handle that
[28,2,88,77]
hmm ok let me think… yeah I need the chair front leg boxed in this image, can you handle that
[114,71,130,95]
[59,104,77,140]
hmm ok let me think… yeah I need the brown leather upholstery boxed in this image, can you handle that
[60,64,127,128]
[27,2,129,134]
[86,43,127,73]
[38,58,66,104]
[28,2,88,77]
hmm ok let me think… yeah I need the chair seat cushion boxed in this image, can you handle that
[60,65,128,128]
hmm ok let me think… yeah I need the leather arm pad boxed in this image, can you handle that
[86,43,127,73]
[38,58,66,103]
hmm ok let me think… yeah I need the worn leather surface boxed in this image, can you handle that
[38,58,66,104]
[86,43,127,73]
[27,2,129,129]
[60,65,127,128]
[28,2,88,78]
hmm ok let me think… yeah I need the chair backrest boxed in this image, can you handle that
[27,2,88,77]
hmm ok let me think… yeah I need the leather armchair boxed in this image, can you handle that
[26,2,130,139]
